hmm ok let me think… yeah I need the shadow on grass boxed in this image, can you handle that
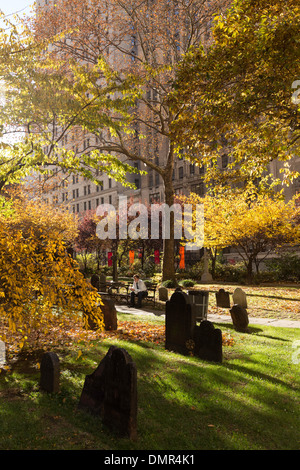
[0,330,299,450]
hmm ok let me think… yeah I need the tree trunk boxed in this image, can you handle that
[246,256,254,284]
[162,172,176,282]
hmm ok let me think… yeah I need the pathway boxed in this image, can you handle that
[115,304,300,328]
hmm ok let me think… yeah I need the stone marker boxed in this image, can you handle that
[193,320,223,363]
[99,273,107,292]
[215,288,231,308]
[165,291,196,355]
[158,286,168,301]
[232,287,247,308]
[78,346,137,440]
[0,340,5,367]
[194,320,223,362]
[91,274,100,290]
[230,304,249,332]
[102,298,118,330]
[84,299,117,331]
[40,352,60,393]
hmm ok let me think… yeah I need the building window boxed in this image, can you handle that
[149,192,160,203]
[191,182,205,196]
[179,167,184,179]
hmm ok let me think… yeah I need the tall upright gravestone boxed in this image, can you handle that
[216,288,231,308]
[165,291,196,355]
[233,287,247,308]
[40,352,60,393]
[78,346,137,440]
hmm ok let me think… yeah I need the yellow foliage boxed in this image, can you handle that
[0,193,104,350]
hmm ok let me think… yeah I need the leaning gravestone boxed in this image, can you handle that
[158,286,168,301]
[216,288,231,308]
[0,340,5,367]
[165,291,196,355]
[193,320,223,363]
[78,346,137,440]
[40,352,60,393]
[232,287,247,308]
[230,305,249,332]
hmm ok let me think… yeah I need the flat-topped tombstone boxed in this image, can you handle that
[165,291,196,355]
[193,320,223,363]
[230,305,249,332]
[0,340,5,367]
[216,288,231,308]
[84,299,117,331]
[78,346,137,440]
[40,352,60,393]
[102,298,118,330]
[232,287,247,308]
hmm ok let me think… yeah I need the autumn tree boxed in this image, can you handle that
[171,0,300,188]
[0,190,103,350]
[0,0,229,282]
[181,187,300,283]
[74,209,109,273]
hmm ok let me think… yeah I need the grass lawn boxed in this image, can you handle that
[0,307,299,450]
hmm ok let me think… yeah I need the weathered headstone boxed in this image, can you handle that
[215,288,231,308]
[91,274,100,291]
[232,287,247,308]
[165,291,196,355]
[102,298,118,330]
[193,320,223,363]
[158,286,168,301]
[0,340,5,367]
[78,346,137,440]
[40,352,60,393]
[84,299,117,331]
[230,304,249,332]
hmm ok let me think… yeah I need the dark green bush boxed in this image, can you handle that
[179,279,196,287]
[162,279,177,288]
[265,253,300,282]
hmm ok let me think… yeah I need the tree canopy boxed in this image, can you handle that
[171,0,300,187]
[0,190,103,350]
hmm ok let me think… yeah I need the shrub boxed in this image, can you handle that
[265,253,300,282]
[179,279,196,287]
[162,279,177,288]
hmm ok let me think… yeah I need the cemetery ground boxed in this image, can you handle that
[0,283,299,450]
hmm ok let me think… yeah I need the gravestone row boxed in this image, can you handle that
[216,287,247,309]
[215,287,249,332]
[165,291,223,362]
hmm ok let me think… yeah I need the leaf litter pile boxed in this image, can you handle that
[0,317,234,367]
[100,320,234,347]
